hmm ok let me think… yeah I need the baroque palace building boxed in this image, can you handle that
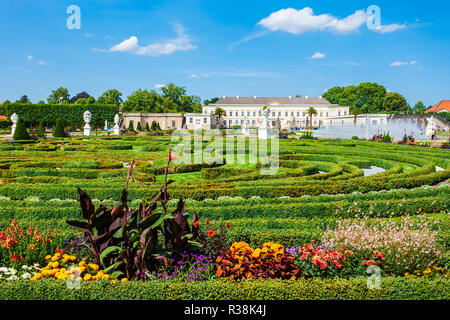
[202,96,355,129]
[120,96,389,131]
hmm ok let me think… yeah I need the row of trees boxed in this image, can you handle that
[322,82,430,114]
[0,83,202,114]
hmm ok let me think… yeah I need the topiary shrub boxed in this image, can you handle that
[53,119,67,138]
[127,121,135,132]
[13,118,31,140]
[136,122,142,131]
[145,123,150,132]
[36,120,45,138]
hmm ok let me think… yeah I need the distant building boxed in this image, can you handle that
[203,96,357,129]
[121,113,217,131]
[425,100,450,113]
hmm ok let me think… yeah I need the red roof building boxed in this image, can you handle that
[426,100,450,113]
[0,115,7,121]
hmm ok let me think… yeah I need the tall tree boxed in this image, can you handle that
[214,107,226,128]
[307,107,318,129]
[323,82,387,113]
[16,95,30,103]
[48,87,70,104]
[413,101,426,114]
[382,92,408,113]
[97,89,123,106]
[122,89,162,113]
[69,91,91,104]
[350,108,362,124]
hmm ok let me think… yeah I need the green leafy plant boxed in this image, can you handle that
[36,120,45,138]
[66,150,201,280]
[13,118,31,141]
[53,119,67,138]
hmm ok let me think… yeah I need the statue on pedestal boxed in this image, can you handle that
[426,116,437,140]
[113,114,121,135]
[83,110,92,136]
[10,113,18,137]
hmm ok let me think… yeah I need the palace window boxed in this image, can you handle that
[189,118,193,123]
[204,118,207,124]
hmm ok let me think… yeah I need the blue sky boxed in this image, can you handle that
[1,0,449,106]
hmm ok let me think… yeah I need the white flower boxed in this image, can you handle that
[21,273,31,279]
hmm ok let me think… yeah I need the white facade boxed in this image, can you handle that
[185,113,217,130]
[203,96,352,130]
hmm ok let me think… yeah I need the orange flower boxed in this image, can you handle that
[193,221,200,228]
[226,221,231,228]
[207,229,215,237]
[29,244,36,251]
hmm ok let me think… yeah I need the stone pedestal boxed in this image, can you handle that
[84,124,91,136]
[113,125,120,135]
[258,128,271,139]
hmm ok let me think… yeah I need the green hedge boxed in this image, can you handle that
[5,103,117,125]
[0,278,448,300]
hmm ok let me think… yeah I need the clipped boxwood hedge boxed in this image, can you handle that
[0,278,448,300]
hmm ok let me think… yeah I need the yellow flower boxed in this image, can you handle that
[60,268,67,274]
[44,255,52,261]
[51,261,59,268]
[79,266,87,274]
[34,273,43,280]
[110,280,117,284]
[51,256,59,262]
[121,278,128,282]
[78,261,86,267]
[101,274,109,281]
[88,263,99,271]
[84,274,92,281]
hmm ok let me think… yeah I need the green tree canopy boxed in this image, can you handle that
[70,92,91,104]
[204,97,219,106]
[382,92,408,113]
[122,89,162,113]
[323,82,387,113]
[122,84,202,113]
[413,101,426,114]
[16,95,30,103]
[97,89,123,106]
[48,87,70,104]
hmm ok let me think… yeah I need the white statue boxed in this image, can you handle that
[104,120,108,131]
[242,115,250,135]
[113,114,120,135]
[83,110,92,136]
[426,116,437,139]
[10,113,18,136]
[258,107,272,139]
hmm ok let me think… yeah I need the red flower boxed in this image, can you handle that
[226,221,231,229]
[206,219,210,225]
[193,221,200,228]
[207,229,215,237]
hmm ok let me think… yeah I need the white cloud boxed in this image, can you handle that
[37,60,50,65]
[188,73,208,79]
[310,52,326,59]
[110,36,139,52]
[154,84,165,89]
[105,36,115,40]
[85,33,95,38]
[27,55,33,60]
[106,24,196,57]
[373,23,406,34]
[257,7,367,35]
[390,60,418,67]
